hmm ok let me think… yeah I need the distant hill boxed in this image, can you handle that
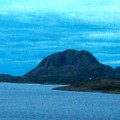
[0,49,120,85]
[115,67,120,74]
[0,74,20,83]
[20,49,114,84]
[0,49,120,94]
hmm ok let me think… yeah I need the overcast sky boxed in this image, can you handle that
[0,0,120,75]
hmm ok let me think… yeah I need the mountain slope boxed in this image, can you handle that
[0,74,20,83]
[21,49,114,84]
[54,79,120,94]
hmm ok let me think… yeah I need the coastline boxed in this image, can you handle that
[53,85,120,94]
[1,81,120,94]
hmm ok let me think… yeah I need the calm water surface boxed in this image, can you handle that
[0,83,120,120]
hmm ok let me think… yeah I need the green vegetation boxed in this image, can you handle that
[54,79,120,94]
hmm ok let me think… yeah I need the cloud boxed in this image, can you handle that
[104,60,120,65]
[0,0,120,24]
[84,32,120,40]
[0,0,120,75]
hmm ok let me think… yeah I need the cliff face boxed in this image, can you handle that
[21,49,114,84]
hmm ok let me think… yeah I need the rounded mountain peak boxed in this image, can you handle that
[38,49,99,68]
[24,49,114,83]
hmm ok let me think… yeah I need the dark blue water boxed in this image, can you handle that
[0,83,120,120]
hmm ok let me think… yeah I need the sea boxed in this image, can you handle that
[0,83,120,120]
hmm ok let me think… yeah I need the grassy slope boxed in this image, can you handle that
[54,79,120,94]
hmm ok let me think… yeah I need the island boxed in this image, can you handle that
[0,49,120,94]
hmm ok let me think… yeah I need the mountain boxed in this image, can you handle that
[21,49,114,84]
[115,67,120,74]
[0,49,119,94]
[0,74,20,83]
[114,67,120,79]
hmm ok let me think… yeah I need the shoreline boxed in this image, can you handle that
[53,85,120,94]
[0,82,120,94]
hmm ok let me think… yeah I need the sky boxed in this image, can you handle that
[0,0,120,76]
